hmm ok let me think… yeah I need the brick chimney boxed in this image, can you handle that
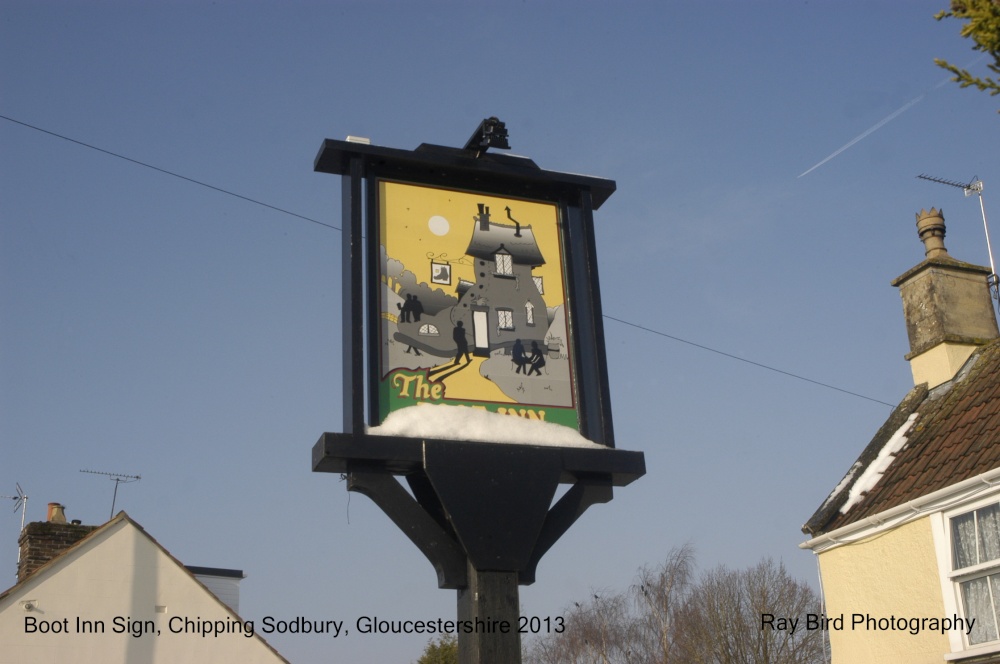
[891,208,999,388]
[17,505,99,582]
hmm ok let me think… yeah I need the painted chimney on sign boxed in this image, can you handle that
[477,203,491,232]
[891,208,999,388]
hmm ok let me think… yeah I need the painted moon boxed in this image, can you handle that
[428,215,450,236]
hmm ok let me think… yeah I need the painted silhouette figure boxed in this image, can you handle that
[453,321,471,365]
[396,297,406,322]
[528,341,546,376]
[410,295,424,322]
[397,294,413,323]
[512,339,528,374]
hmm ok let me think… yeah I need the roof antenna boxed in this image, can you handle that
[916,174,998,309]
[1,483,28,578]
[80,469,141,520]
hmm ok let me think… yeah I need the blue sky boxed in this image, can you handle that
[2,2,999,662]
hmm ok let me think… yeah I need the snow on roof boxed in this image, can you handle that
[820,461,862,512]
[838,412,919,515]
[367,404,605,448]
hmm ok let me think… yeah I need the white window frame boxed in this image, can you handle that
[934,491,1000,660]
[952,502,1000,644]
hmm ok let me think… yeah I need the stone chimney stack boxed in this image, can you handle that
[891,208,999,388]
[16,505,99,582]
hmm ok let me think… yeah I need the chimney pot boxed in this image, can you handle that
[916,208,948,259]
[47,503,67,524]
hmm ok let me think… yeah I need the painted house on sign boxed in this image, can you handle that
[455,203,548,357]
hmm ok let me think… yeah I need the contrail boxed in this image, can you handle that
[798,56,987,179]
[798,94,925,178]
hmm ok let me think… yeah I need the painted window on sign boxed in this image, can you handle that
[497,309,514,331]
[495,251,512,276]
[952,503,1000,645]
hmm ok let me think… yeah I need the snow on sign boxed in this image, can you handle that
[377,180,578,430]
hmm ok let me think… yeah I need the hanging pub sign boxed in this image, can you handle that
[378,180,578,429]
[313,119,632,449]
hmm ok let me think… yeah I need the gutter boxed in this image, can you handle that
[800,466,1000,553]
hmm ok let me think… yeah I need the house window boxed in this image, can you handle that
[418,324,439,336]
[533,276,544,294]
[497,309,514,331]
[525,301,535,326]
[495,251,513,276]
[952,503,1000,645]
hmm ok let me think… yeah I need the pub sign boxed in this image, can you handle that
[378,180,578,429]
[314,125,622,448]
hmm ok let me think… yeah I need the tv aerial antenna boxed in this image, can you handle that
[916,174,998,308]
[80,469,141,520]
[1,483,28,578]
[1,483,28,532]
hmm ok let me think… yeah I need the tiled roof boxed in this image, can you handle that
[803,339,1000,536]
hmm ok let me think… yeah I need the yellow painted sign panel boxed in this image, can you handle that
[378,180,578,429]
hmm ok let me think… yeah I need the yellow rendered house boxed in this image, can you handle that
[801,209,1000,663]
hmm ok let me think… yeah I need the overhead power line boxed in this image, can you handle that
[1,113,894,408]
[0,114,339,232]
[603,315,895,408]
